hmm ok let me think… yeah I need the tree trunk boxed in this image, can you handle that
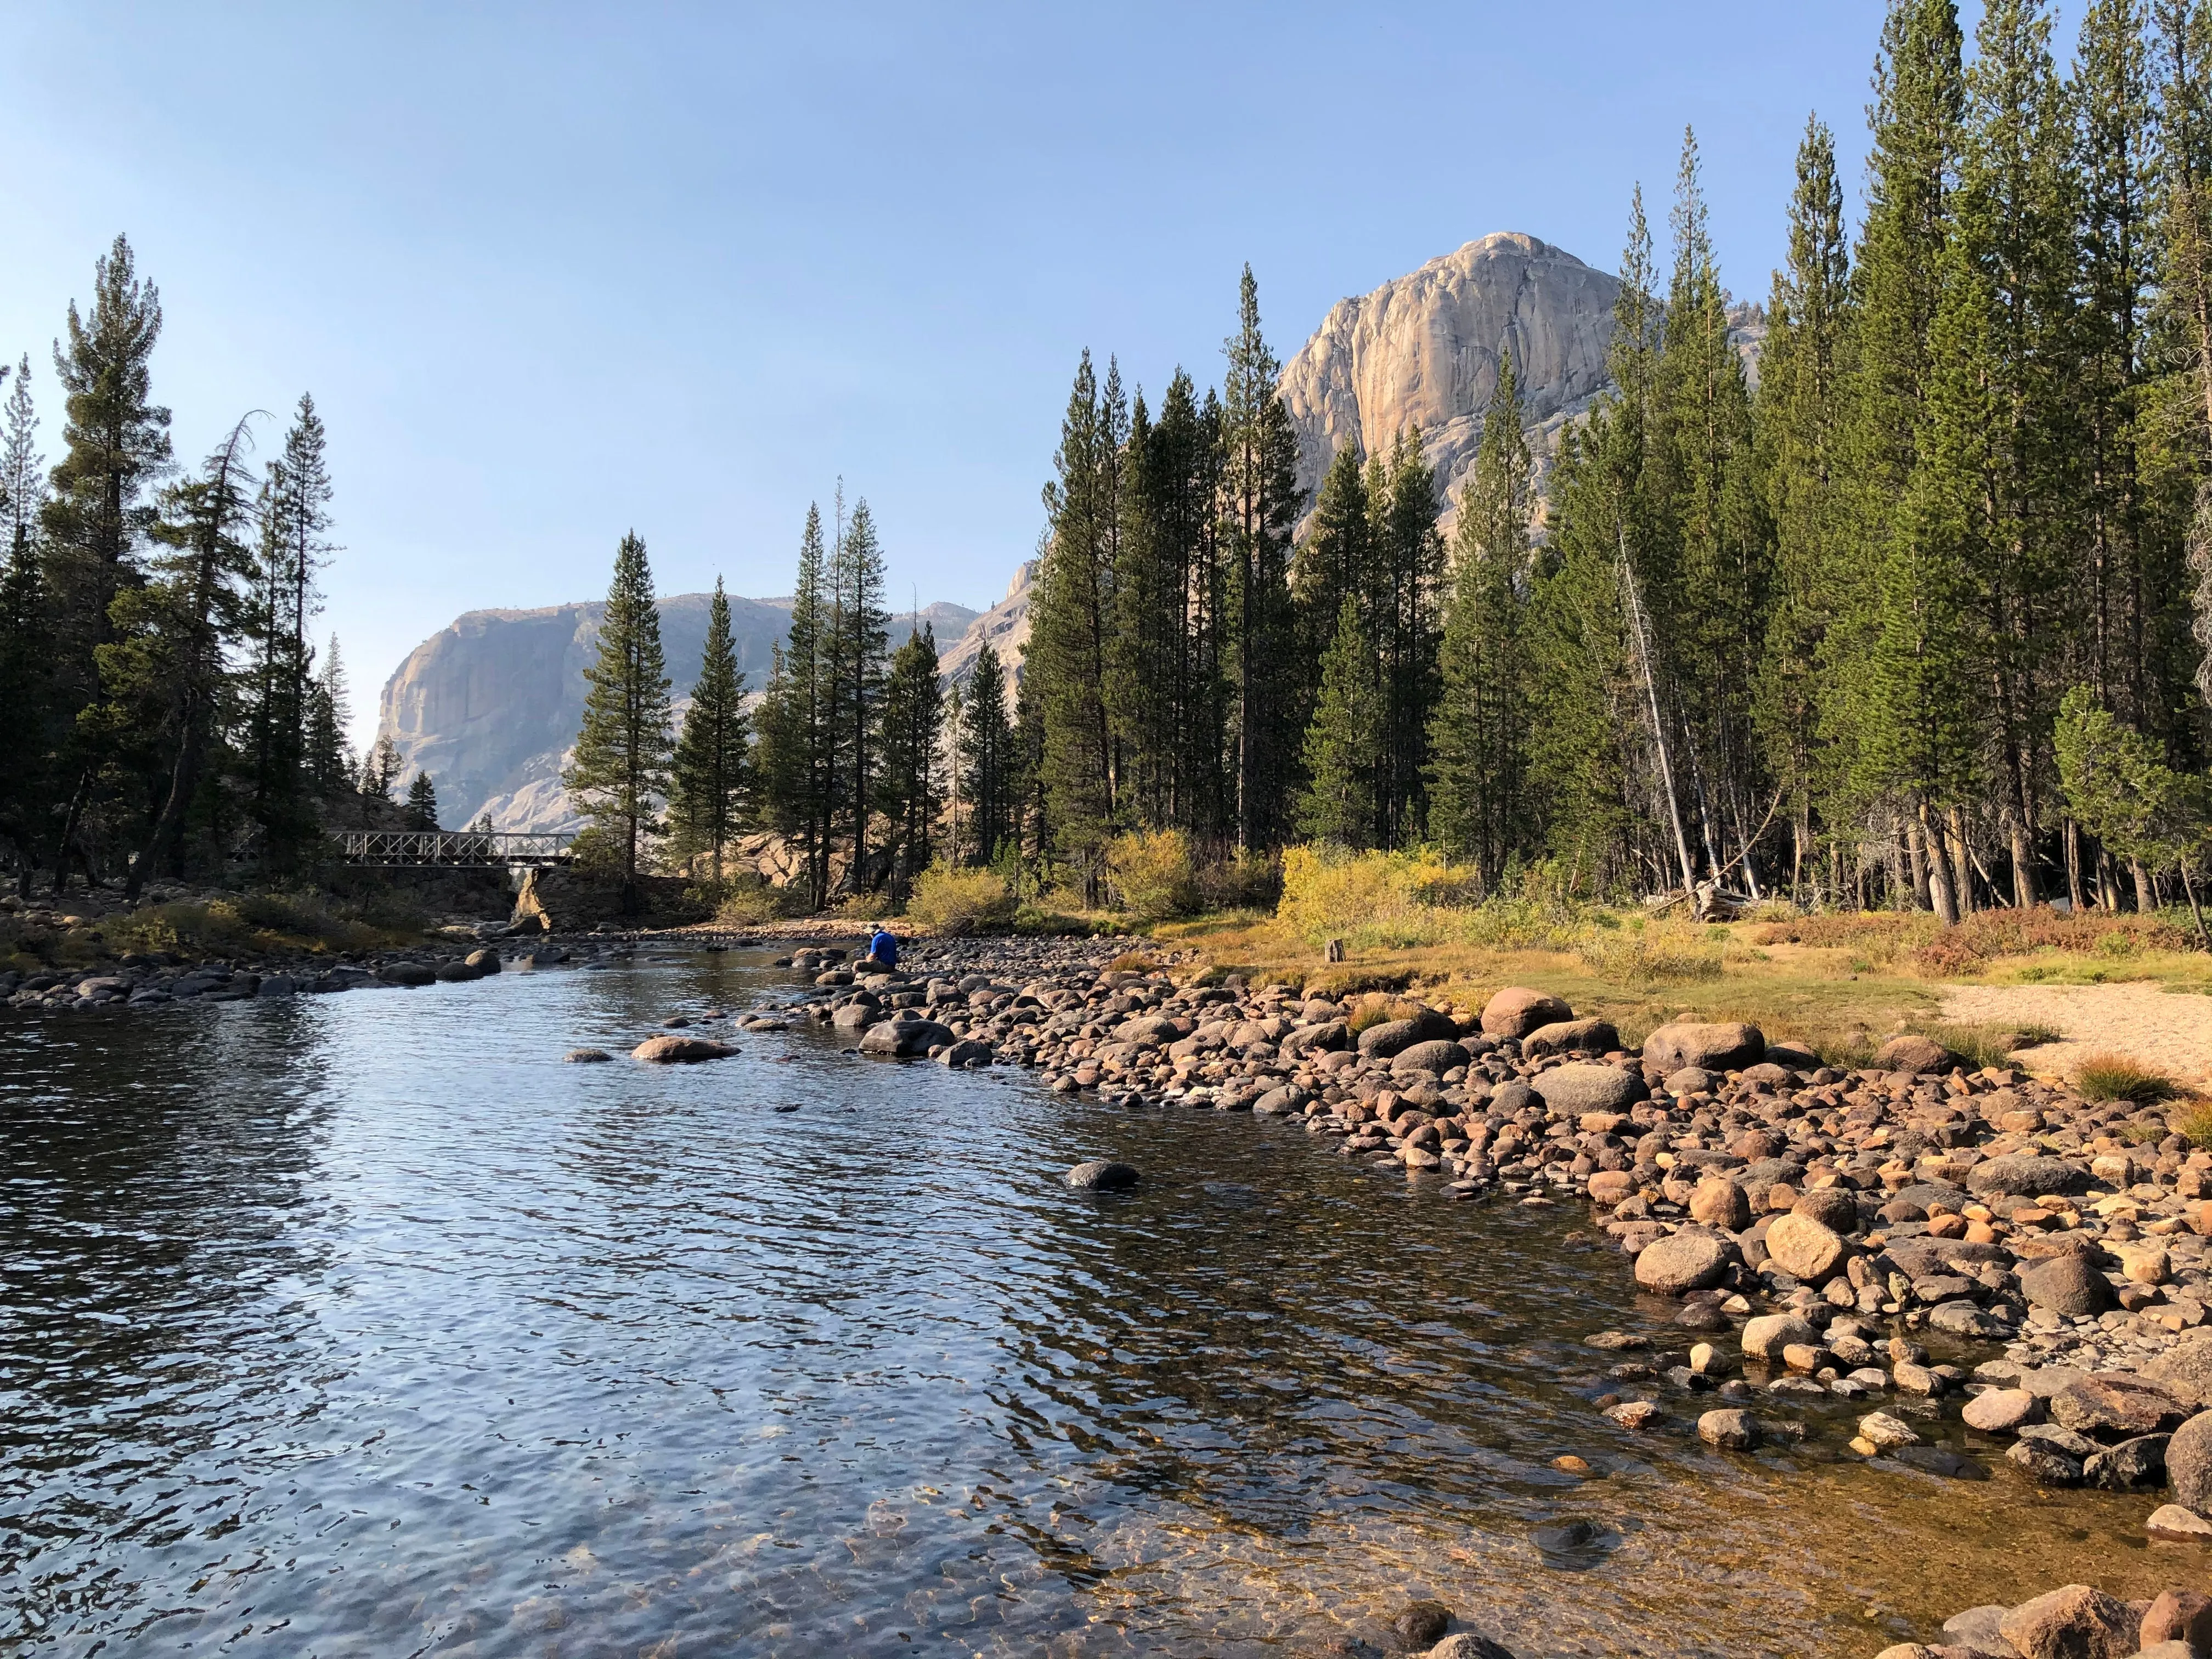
[1921,802,1960,926]
[1905,812,1933,911]
[2064,818,2084,910]
[2182,859,2211,951]
[2133,857,2157,916]
[1948,804,1976,916]
[2008,813,2038,909]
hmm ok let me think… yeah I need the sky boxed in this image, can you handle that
[0,1,2090,751]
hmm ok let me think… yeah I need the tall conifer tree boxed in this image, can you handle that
[669,577,750,882]
[564,531,674,906]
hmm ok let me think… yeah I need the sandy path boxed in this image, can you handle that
[1938,981,2212,1085]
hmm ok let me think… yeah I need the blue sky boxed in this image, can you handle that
[0,2,2083,746]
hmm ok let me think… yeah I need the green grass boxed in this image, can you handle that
[2074,1049,2181,1105]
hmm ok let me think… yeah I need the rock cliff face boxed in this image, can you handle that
[935,561,1033,698]
[1277,232,1622,532]
[378,594,977,831]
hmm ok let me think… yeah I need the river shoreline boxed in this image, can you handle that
[733,929,2212,1659]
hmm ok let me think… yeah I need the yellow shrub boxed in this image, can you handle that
[1277,845,1571,951]
[1105,829,1198,922]
[906,865,1017,935]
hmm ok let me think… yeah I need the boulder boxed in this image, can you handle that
[1480,986,1571,1039]
[433,959,481,982]
[1426,1636,1518,1659]
[2019,1255,2116,1318]
[465,948,501,973]
[1741,1314,1819,1361]
[2083,1433,2168,1489]
[1689,1176,1751,1232]
[1531,1063,1646,1115]
[1390,1601,1452,1647]
[2049,1374,2186,1438]
[859,1018,955,1058]
[1357,1011,1457,1059]
[938,1039,994,1068]
[1697,1408,1759,1450]
[631,1035,738,1063]
[2165,1409,2212,1513]
[562,1048,614,1064]
[1995,1585,2136,1659]
[1765,1211,1850,1285]
[378,961,436,987]
[1390,1039,1465,1076]
[1522,1017,1620,1059]
[1874,1033,1961,1075]
[1961,1389,2038,1434]
[1066,1160,1139,1191]
[1858,1411,1920,1450]
[1792,1188,1861,1235]
[2143,1332,2212,1409]
[1641,1021,1765,1077]
[1587,1170,1638,1207]
[1633,1230,1739,1295]
[2148,1503,2212,1543]
[1967,1155,2094,1200]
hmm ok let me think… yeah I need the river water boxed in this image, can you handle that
[0,947,2195,1658]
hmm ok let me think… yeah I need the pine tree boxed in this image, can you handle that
[825,493,890,893]
[1220,266,1305,851]
[1293,442,1371,674]
[1428,347,1531,884]
[1295,596,1381,848]
[305,635,354,795]
[563,531,673,906]
[752,504,834,905]
[668,577,749,882]
[1755,115,1853,897]
[958,640,1016,865]
[40,234,172,891]
[877,623,942,900]
[1369,427,1444,846]
[406,770,440,831]
[0,356,50,891]
[111,417,258,899]
[362,734,402,802]
[1031,351,1120,888]
[246,393,335,871]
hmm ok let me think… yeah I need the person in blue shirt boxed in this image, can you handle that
[867,925,899,970]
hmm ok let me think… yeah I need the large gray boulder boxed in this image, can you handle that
[631,1035,737,1063]
[1967,1155,2093,1199]
[1995,1584,2138,1659]
[859,1018,955,1058]
[1531,1063,1645,1115]
[2145,1332,2212,1408]
[1874,1033,1960,1074]
[2164,1409,2212,1513]
[1641,1021,1764,1077]
[1390,1039,1465,1076]
[1066,1160,1139,1191]
[1633,1230,1739,1295]
[2019,1255,2115,1317]
[1764,1211,1849,1285]
[1357,1010,1457,1059]
[1522,1017,1619,1058]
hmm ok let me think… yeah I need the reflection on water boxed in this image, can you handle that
[0,952,2194,1658]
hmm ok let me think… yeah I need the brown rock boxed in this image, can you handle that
[1523,1017,1618,1058]
[1689,1176,1751,1231]
[1961,1389,2038,1435]
[2140,1588,2212,1652]
[1875,1033,1962,1075]
[630,1035,738,1063]
[1765,1211,1850,1285]
[2021,1255,2117,1317]
[1587,1170,1637,1207]
[2143,1332,2212,1408]
[1996,1584,2136,1659]
[1481,986,1572,1039]
[1792,1188,1860,1234]
[2050,1374,2187,1439]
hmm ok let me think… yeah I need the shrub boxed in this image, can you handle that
[1196,848,1282,911]
[1277,845,1567,951]
[1105,829,1199,922]
[906,865,1017,936]
[1575,926,1723,986]
[2074,1049,2180,1105]
[1107,951,1162,974]
[716,878,803,925]
[2175,1101,2212,1150]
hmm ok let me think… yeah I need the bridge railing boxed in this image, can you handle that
[334,830,578,867]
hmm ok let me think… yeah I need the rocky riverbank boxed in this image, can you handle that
[749,934,2212,1659]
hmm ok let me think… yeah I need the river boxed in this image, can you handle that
[0,947,2188,1657]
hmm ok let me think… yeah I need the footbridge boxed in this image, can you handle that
[332,830,578,868]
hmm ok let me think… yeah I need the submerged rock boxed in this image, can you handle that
[1066,1160,1139,1191]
